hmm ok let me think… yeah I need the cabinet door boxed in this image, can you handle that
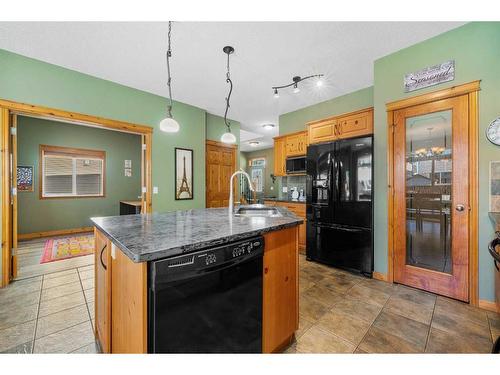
[94,229,111,353]
[338,110,373,139]
[286,134,300,156]
[298,132,307,154]
[263,227,298,353]
[308,120,337,144]
[298,220,306,254]
[273,138,286,176]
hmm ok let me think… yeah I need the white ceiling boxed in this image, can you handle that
[0,22,465,151]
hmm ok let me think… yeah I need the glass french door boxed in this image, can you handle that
[393,95,469,302]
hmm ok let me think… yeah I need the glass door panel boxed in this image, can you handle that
[405,110,452,273]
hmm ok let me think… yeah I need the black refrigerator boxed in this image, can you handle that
[306,136,373,276]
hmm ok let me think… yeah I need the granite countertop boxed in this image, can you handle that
[91,207,303,263]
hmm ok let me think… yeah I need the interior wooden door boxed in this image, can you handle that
[393,95,469,301]
[205,141,236,208]
[10,114,18,279]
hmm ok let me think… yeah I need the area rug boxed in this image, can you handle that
[40,235,95,264]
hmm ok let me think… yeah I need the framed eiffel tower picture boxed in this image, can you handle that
[175,148,194,200]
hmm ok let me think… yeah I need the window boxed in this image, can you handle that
[40,145,105,198]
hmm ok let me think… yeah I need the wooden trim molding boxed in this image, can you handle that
[478,299,499,314]
[386,80,480,111]
[205,139,238,149]
[1,98,154,287]
[372,272,388,282]
[0,99,153,134]
[306,107,374,127]
[18,227,94,241]
[386,80,480,305]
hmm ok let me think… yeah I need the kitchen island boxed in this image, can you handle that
[91,207,302,354]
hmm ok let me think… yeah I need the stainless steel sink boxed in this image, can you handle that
[234,204,282,217]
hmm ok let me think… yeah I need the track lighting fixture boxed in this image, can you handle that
[272,74,324,98]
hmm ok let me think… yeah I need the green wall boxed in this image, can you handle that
[373,22,500,302]
[279,86,374,134]
[242,148,277,197]
[206,112,241,168]
[17,116,142,234]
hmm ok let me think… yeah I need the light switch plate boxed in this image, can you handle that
[153,186,159,194]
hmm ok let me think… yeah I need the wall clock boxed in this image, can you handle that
[486,117,500,145]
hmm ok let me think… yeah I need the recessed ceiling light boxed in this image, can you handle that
[262,123,275,130]
[249,141,260,147]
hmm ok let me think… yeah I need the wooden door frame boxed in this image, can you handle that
[0,98,154,287]
[205,139,238,208]
[386,80,480,306]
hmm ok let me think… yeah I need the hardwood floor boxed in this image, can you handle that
[16,234,94,280]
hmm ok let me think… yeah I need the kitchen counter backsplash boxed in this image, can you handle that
[279,175,307,202]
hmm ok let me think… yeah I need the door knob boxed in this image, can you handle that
[455,204,465,212]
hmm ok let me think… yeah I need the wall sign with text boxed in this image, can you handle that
[404,60,455,93]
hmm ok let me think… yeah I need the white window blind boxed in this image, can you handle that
[42,146,104,198]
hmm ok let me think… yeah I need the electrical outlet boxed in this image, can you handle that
[153,186,159,194]
[282,187,288,193]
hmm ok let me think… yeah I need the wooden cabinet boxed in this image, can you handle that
[337,108,373,139]
[94,227,147,354]
[274,131,307,176]
[307,107,373,145]
[308,118,337,144]
[263,201,306,254]
[263,226,298,353]
[273,137,286,176]
[94,228,111,353]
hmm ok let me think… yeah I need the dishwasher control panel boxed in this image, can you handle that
[151,236,264,287]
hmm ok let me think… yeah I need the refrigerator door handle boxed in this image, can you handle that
[313,222,366,233]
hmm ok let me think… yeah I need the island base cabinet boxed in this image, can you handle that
[94,228,111,353]
[262,226,299,353]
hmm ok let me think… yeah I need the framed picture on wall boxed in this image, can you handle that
[17,165,34,192]
[175,148,193,200]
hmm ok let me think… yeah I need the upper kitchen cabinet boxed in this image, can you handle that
[273,136,287,176]
[307,107,373,144]
[285,131,307,157]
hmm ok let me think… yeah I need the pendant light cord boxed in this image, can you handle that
[166,21,173,117]
[224,51,233,131]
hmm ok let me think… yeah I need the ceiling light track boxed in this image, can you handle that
[272,74,324,98]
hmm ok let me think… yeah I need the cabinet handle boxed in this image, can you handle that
[100,244,107,271]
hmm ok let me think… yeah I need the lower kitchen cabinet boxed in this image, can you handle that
[262,227,299,353]
[94,228,111,353]
[264,201,306,253]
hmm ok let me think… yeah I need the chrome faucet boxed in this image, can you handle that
[229,169,255,215]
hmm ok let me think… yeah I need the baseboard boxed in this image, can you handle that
[18,226,94,241]
[478,299,500,313]
[372,271,388,282]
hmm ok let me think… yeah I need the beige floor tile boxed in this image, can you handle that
[346,284,390,307]
[431,309,491,343]
[316,309,371,345]
[42,273,81,289]
[81,277,94,290]
[35,304,90,338]
[295,316,314,339]
[426,327,491,353]
[395,285,437,308]
[78,264,94,273]
[373,310,429,350]
[33,320,94,353]
[0,278,42,300]
[318,274,358,294]
[299,294,330,322]
[0,290,40,315]
[358,326,421,353]
[84,288,95,303]
[359,278,397,295]
[1,341,32,354]
[38,291,86,318]
[296,326,355,353]
[41,281,82,301]
[0,303,38,330]
[434,296,488,327]
[489,313,500,341]
[43,268,78,280]
[70,341,99,353]
[299,267,326,284]
[332,297,382,324]
[298,279,315,294]
[0,320,36,352]
[87,301,95,319]
[384,295,434,325]
[78,269,94,281]
[301,284,344,308]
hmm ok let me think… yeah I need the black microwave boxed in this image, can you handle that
[286,156,306,174]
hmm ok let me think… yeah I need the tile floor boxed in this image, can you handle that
[285,255,500,353]
[1,250,498,354]
[0,264,98,353]
[16,235,94,280]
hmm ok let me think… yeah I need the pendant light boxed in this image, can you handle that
[159,21,180,133]
[220,46,236,144]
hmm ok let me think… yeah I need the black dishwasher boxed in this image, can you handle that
[148,236,264,353]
